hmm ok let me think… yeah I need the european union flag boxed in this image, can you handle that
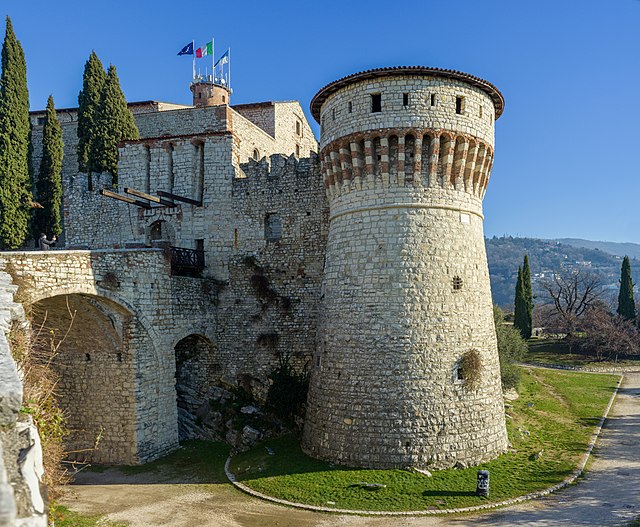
[177,42,194,56]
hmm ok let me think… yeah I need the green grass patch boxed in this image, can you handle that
[90,440,230,484]
[230,368,619,512]
[51,505,128,527]
[527,339,640,367]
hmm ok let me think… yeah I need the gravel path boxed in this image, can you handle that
[62,373,640,527]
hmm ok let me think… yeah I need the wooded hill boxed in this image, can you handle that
[486,236,640,309]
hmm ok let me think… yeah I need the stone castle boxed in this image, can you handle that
[1,66,507,521]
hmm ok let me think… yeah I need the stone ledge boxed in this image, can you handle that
[224,372,622,516]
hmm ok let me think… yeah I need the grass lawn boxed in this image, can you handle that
[51,505,128,527]
[229,367,619,512]
[527,339,640,367]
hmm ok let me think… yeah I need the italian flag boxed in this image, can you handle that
[196,41,213,58]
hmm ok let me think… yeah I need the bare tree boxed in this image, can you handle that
[576,306,640,361]
[539,270,603,338]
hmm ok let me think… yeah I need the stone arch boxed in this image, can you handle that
[174,333,220,441]
[29,293,138,464]
[23,284,175,465]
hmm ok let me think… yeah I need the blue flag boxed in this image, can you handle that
[177,42,194,56]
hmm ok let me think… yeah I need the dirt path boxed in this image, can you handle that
[62,373,640,527]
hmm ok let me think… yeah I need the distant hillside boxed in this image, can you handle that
[554,238,640,259]
[485,236,640,309]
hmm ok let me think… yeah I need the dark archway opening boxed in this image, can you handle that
[174,334,220,441]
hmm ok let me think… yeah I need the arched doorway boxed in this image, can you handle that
[29,294,137,465]
[174,334,220,441]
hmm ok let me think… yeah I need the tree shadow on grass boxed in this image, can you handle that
[71,440,230,486]
[422,489,477,497]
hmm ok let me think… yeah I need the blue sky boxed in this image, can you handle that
[6,1,640,243]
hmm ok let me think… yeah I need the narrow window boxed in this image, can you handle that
[332,108,336,121]
[371,93,382,113]
[85,353,91,362]
[479,106,483,119]
[253,148,260,161]
[453,276,463,291]
[144,145,151,193]
[430,93,436,106]
[167,143,175,192]
[233,228,239,252]
[265,214,282,242]
[198,92,202,99]
[456,96,465,115]
[195,239,204,252]
[296,120,301,136]
[222,95,226,103]
[403,93,409,106]
[197,142,204,202]
[296,144,300,157]
[348,101,353,113]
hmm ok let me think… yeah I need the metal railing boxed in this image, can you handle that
[169,246,205,276]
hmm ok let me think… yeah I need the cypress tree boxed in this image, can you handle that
[77,51,105,176]
[0,17,32,249]
[522,254,533,335]
[514,266,531,339]
[90,64,139,186]
[32,95,63,238]
[617,255,636,321]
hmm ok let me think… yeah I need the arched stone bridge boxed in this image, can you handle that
[0,248,218,465]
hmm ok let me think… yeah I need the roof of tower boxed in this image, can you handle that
[310,66,505,122]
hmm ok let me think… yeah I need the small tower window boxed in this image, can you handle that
[222,95,226,103]
[348,101,353,113]
[295,144,300,157]
[456,96,465,115]
[296,120,301,136]
[430,94,436,106]
[332,108,336,121]
[403,93,409,106]
[453,276,463,291]
[265,214,282,242]
[371,93,382,113]
[479,106,483,119]
[253,148,260,161]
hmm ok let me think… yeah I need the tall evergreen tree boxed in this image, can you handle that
[522,254,533,336]
[0,17,32,249]
[77,51,105,176]
[32,95,63,238]
[90,64,139,186]
[617,255,636,321]
[514,265,531,339]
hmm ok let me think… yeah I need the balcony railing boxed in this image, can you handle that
[170,246,205,277]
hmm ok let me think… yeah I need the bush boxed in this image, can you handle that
[266,354,309,424]
[494,306,528,390]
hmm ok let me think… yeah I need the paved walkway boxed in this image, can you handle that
[63,373,640,527]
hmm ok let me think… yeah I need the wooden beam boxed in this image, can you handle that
[100,189,151,209]
[124,187,175,207]
[157,190,202,207]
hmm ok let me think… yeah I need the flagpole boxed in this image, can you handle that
[228,48,231,92]
[192,40,195,80]
[212,37,215,83]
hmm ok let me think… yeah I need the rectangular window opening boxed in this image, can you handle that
[332,108,336,121]
[403,93,409,106]
[371,93,382,113]
[348,101,352,113]
[456,96,465,115]
[265,214,282,242]
[430,94,436,106]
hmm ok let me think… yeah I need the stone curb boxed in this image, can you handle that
[224,372,623,517]
[521,361,640,373]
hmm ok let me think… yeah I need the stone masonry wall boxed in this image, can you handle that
[213,153,328,397]
[0,269,46,526]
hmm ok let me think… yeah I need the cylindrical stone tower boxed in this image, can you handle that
[302,66,508,470]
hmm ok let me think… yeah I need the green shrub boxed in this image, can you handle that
[266,354,309,423]
[494,306,528,390]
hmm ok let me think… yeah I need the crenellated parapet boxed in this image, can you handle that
[320,127,494,200]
